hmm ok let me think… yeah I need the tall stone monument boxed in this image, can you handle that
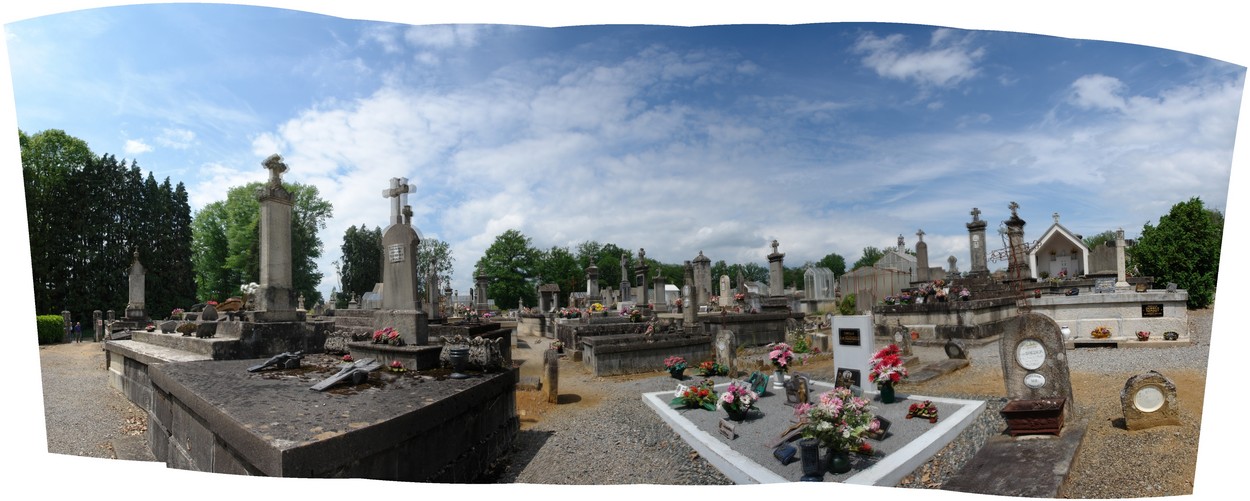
[475,274,490,312]
[1004,202,1030,280]
[767,240,785,297]
[1114,228,1130,290]
[585,264,602,305]
[125,248,147,321]
[915,229,930,282]
[619,253,631,302]
[693,251,712,306]
[374,176,427,344]
[652,272,668,312]
[635,248,650,307]
[254,154,297,322]
[682,261,698,329]
[967,207,989,277]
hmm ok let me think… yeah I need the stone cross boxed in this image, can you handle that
[1009,201,1020,217]
[620,253,629,278]
[897,234,905,250]
[262,154,288,187]
[916,229,925,242]
[382,177,413,225]
[971,207,981,222]
[1053,212,1060,224]
[771,240,779,254]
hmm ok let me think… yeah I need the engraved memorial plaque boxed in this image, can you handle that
[1141,304,1164,318]
[838,328,861,346]
[388,243,405,263]
[1133,386,1165,413]
[1024,373,1046,388]
[1015,339,1046,370]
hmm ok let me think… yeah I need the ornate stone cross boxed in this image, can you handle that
[916,229,925,242]
[1053,212,1060,224]
[1009,201,1020,216]
[771,240,779,254]
[262,154,288,187]
[971,207,981,222]
[382,177,413,225]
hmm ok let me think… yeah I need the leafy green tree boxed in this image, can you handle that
[1082,230,1118,250]
[1129,197,1223,309]
[191,181,332,305]
[416,238,454,299]
[575,240,631,290]
[475,229,539,309]
[338,225,382,300]
[816,252,847,277]
[21,129,93,313]
[852,246,886,270]
[741,262,768,283]
[535,245,582,305]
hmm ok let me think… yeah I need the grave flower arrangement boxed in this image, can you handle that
[797,387,879,453]
[389,360,406,373]
[958,289,971,301]
[550,341,565,352]
[664,356,688,374]
[170,307,184,319]
[769,342,794,374]
[342,354,353,363]
[590,302,605,314]
[372,326,404,346]
[868,344,908,388]
[670,379,718,411]
[1136,331,1151,342]
[558,307,581,319]
[899,293,913,304]
[734,293,746,302]
[629,308,643,322]
[718,381,758,419]
[1091,326,1111,339]
[698,360,727,377]
[709,295,720,305]
[906,400,939,423]
[883,296,897,305]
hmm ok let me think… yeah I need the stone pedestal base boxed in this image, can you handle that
[374,309,429,346]
[250,310,300,323]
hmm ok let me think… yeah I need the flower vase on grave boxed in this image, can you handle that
[826,448,852,474]
[878,382,896,404]
[724,405,748,422]
[799,438,824,481]
[669,367,685,379]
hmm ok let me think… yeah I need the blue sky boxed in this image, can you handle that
[4,2,1249,499]
[6,3,1243,301]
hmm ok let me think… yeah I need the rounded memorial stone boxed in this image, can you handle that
[1133,386,1165,413]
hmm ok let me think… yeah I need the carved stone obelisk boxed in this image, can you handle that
[253,154,297,322]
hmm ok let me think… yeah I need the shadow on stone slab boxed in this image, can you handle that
[1110,417,1128,430]
[943,418,1088,498]
[491,429,554,483]
[556,394,582,405]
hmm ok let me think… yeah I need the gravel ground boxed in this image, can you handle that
[38,340,150,459]
[38,309,1212,496]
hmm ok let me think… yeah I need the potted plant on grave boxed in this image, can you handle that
[372,326,404,346]
[883,295,897,305]
[629,308,643,322]
[698,360,726,377]
[1091,326,1112,339]
[734,292,746,303]
[590,302,607,316]
[342,354,354,364]
[868,344,908,404]
[551,340,565,353]
[1136,331,1151,342]
[899,292,913,305]
[718,381,758,421]
[664,356,688,379]
[958,289,971,301]
[170,308,185,320]
[388,360,406,373]
[796,387,880,474]
[769,342,794,387]
[669,379,717,411]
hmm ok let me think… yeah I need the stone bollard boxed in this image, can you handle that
[543,349,560,404]
[716,329,738,377]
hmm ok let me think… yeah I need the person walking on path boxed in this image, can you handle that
[73,321,82,343]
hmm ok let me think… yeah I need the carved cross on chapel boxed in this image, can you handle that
[382,177,413,225]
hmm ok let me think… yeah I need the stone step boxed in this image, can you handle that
[130,330,242,359]
[105,339,214,365]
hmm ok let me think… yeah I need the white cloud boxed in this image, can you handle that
[124,138,153,155]
[1068,74,1127,111]
[403,24,486,50]
[156,128,195,149]
[853,30,983,87]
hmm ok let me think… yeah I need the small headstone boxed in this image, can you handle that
[715,330,738,377]
[719,419,737,440]
[1121,371,1181,430]
[543,349,560,404]
[200,304,219,322]
[1000,313,1075,421]
[944,338,967,359]
[1166,282,1178,293]
[159,320,178,333]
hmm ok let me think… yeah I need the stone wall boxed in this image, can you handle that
[699,311,801,347]
[581,333,713,376]
[146,359,518,482]
[516,315,545,337]
[1026,291,1189,340]
[554,319,650,351]
[873,298,1019,341]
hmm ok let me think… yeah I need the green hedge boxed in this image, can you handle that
[37,315,65,344]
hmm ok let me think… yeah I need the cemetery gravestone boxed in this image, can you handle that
[125,249,147,320]
[253,154,298,321]
[543,349,560,404]
[715,330,738,377]
[1121,371,1181,430]
[830,315,875,389]
[719,275,732,307]
[375,177,428,345]
[999,312,1075,422]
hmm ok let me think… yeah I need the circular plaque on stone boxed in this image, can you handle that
[1015,339,1046,370]
[894,332,903,343]
[1134,386,1165,413]
[1024,373,1046,388]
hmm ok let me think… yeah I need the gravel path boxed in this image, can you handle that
[38,341,151,459]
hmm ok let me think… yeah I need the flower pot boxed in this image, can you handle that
[826,448,852,474]
[669,368,685,379]
[448,347,471,379]
[774,370,787,388]
[724,406,748,421]
[799,438,823,481]
[879,382,896,404]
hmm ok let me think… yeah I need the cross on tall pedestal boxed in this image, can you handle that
[382,178,413,225]
[916,229,925,242]
[771,240,779,254]
[263,154,288,187]
[971,207,981,222]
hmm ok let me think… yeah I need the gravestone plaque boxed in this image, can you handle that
[1141,304,1164,318]
[1000,313,1075,421]
[1135,283,1148,293]
[1094,279,1116,293]
[838,328,862,346]
[1121,371,1181,430]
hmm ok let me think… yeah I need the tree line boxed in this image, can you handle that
[21,129,197,325]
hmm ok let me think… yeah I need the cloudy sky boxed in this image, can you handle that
[4,2,1248,499]
[5,2,1243,300]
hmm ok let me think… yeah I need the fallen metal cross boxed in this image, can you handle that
[247,351,303,373]
[310,358,383,391]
